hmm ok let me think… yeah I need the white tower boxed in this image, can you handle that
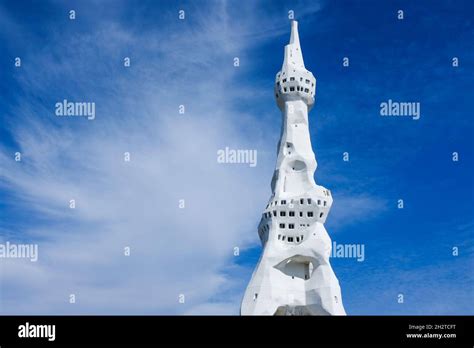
[241,21,346,316]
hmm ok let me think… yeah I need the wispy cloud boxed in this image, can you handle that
[0,1,287,314]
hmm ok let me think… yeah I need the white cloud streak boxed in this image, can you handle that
[0,2,276,314]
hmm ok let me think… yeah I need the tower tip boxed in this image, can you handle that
[289,20,300,45]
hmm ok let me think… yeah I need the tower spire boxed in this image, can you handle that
[289,20,300,45]
[283,20,305,70]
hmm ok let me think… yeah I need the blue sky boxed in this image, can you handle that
[0,0,473,314]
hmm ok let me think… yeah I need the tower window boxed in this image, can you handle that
[282,236,286,241]
[290,87,295,92]
[308,212,314,217]
[279,223,285,228]
[273,211,277,216]
[299,211,303,217]
[282,78,287,83]
[284,87,287,92]
[324,201,327,206]
[304,88,309,93]
[290,77,295,81]
[278,234,281,240]
[320,212,324,218]
[317,200,321,205]
[300,77,303,81]
[281,200,286,205]
[296,237,300,242]
[288,237,294,242]
[307,198,312,204]
[305,79,310,84]
[289,224,294,229]
[280,211,286,217]
[289,211,295,217]
[300,199,304,204]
